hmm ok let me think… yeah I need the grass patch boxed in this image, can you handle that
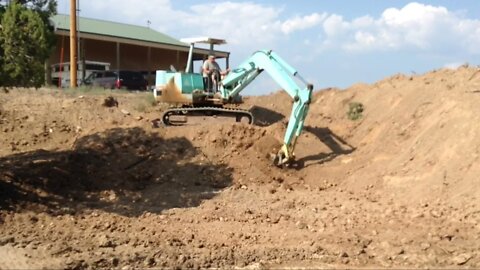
[144,93,158,106]
[61,86,131,97]
[133,92,158,112]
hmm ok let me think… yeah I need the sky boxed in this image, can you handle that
[57,0,480,95]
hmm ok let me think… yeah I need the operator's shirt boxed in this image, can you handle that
[202,60,221,77]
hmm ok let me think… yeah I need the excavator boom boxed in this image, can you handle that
[220,50,313,166]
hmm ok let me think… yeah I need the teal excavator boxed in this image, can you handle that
[154,38,312,167]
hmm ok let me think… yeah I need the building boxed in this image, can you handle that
[48,14,229,86]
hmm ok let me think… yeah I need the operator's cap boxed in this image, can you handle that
[208,54,215,59]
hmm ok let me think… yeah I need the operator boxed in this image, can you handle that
[202,54,230,92]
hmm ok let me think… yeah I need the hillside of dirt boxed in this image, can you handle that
[1,66,480,269]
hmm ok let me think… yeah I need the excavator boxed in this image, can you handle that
[154,38,312,167]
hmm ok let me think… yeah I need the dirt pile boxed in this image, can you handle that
[0,89,165,156]
[243,66,480,204]
[1,66,480,269]
[301,66,480,204]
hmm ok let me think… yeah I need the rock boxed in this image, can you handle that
[272,176,284,183]
[420,242,431,250]
[452,253,472,265]
[0,236,15,245]
[29,215,39,223]
[144,256,155,266]
[98,235,116,248]
[151,119,161,128]
[178,254,187,264]
[441,234,454,241]
[281,183,293,191]
[65,258,75,266]
[244,262,266,269]
[295,221,307,229]
[121,109,130,115]
[111,257,120,266]
[135,116,143,121]
[411,212,424,219]
[108,192,118,202]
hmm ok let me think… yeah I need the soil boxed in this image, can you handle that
[1,66,480,269]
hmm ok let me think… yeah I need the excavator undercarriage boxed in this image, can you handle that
[161,106,253,126]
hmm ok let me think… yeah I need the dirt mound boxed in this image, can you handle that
[299,66,480,205]
[241,67,480,205]
[1,66,480,269]
[0,89,164,156]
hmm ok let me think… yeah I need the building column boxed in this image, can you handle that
[147,46,152,86]
[80,38,86,82]
[176,50,180,71]
[69,0,77,88]
[116,42,120,71]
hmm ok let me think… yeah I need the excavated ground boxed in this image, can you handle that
[1,66,480,269]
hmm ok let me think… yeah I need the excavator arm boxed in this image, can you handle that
[220,50,313,166]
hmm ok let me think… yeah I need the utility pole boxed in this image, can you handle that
[70,0,77,88]
[77,0,85,83]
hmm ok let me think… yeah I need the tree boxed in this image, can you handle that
[1,0,57,21]
[15,0,57,47]
[0,1,50,87]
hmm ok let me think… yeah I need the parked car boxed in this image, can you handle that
[83,70,147,90]
[52,60,111,88]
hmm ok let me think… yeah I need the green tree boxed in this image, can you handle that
[1,0,57,21]
[0,1,50,87]
[14,0,57,50]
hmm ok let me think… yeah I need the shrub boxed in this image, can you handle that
[347,102,364,120]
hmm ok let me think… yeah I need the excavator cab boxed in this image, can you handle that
[154,37,232,106]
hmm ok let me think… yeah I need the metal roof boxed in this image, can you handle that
[49,15,230,59]
[51,14,188,47]
[50,15,230,60]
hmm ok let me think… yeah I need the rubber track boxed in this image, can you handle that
[162,107,254,125]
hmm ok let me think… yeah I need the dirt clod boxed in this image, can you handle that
[103,96,119,107]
